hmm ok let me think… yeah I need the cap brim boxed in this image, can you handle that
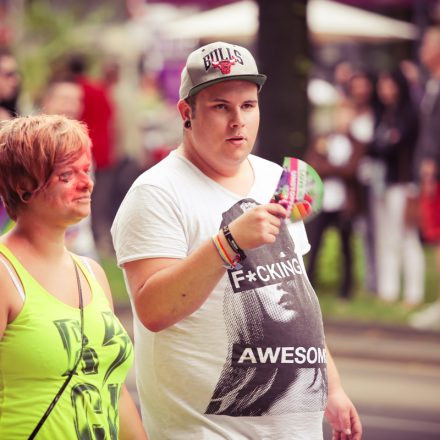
[186,74,267,99]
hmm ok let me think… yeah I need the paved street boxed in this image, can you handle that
[323,358,440,440]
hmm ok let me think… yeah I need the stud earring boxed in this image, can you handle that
[184,120,191,129]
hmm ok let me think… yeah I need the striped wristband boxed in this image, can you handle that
[222,225,246,262]
[212,234,242,270]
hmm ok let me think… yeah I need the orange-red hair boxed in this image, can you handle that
[0,114,91,219]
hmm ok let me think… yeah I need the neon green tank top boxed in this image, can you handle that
[0,244,134,439]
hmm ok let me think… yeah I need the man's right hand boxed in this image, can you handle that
[124,203,288,332]
[228,203,288,250]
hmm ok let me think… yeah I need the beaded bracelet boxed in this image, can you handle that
[212,234,242,270]
[222,225,246,262]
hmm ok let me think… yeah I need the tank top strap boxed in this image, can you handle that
[80,256,96,280]
[0,243,35,300]
[70,254,110,308]
[0,253,25,301]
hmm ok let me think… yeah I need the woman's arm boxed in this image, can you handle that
[118,385,148,440]
[86,258,148,439]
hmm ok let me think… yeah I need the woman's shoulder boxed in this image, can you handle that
[74,255,114,309]
[0,252,25,336]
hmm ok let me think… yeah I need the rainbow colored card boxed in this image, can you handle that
[271,157,323,223]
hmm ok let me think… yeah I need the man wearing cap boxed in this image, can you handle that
[112,42,361,439]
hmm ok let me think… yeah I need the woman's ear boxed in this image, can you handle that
[18,189,33,203]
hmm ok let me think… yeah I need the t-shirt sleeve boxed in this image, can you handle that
[111,184,188,267]
[287,220,311,256]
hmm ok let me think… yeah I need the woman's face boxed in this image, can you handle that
[30,147,94,225]
[257,282,297,323]
[378,75,399,106]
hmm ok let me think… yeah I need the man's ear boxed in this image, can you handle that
[177,99,192,122]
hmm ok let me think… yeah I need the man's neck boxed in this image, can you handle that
[177,144,254,196]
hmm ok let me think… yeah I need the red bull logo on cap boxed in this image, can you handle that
[212,58,237,74]
[202,47,244,71]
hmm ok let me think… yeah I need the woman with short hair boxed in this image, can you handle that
[0,114,147,439]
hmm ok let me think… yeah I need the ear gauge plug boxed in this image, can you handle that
[184,120,191,129]
[22,192,32,201]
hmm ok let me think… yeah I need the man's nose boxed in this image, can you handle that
[230,109,245,128]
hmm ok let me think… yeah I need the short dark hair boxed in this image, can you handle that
[185,95,197,118]
[0,47,13,62]
[67,53,88,75]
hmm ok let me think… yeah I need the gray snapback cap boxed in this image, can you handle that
[179,41,267,100]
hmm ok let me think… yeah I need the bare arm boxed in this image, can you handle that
[86,259,148,439]
[118,385,148,440]
[325,345,362,440]
[124,203,287,332]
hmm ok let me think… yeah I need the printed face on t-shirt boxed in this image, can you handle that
[257,282,297,323]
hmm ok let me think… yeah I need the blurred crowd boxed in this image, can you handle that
[305,27,440,330]
[0,25,439,330]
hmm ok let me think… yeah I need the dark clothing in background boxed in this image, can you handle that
[77,75,116,253]
[305,133,365,299]
[417,78,440,243]
[417,78,440,177]
[78,75,115,170]
[369,103,419,185]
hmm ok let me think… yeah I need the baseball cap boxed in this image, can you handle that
[179,41,267,100]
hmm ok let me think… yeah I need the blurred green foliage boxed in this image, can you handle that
[13,0,116,103]
[310,228,437,324]
[100,256,129,306]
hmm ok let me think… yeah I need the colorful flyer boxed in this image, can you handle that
[271,157,323,223]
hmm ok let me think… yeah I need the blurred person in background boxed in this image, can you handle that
[368,67,424,307]
[333,61,354,103]
[411,27,440,329]
[305,104,366,300]
[100,57,143,225]
[0,48,20,119]
[40,78,98,260]
[67,54,117,256]
[341,70,378,294]
[400,59,424,105]
[0,114,146,439]
[42,79,84,120]
[0,48,19,235]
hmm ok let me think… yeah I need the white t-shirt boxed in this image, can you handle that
[111,151,327,440]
